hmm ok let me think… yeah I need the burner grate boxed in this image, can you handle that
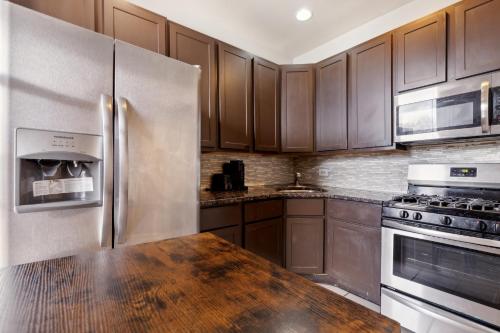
[390,195,500,213]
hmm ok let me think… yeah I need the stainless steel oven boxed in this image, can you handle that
[381,220,500,332]
[395,72,500,143]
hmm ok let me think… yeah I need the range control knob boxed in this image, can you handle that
[478,221,488,232]
[399,210,409,219]
[439,216,453,226]
[413,212,423,221]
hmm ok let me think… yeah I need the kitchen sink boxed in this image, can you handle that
[276,186,327,193]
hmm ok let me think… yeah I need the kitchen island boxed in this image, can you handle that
[0,233,400,333]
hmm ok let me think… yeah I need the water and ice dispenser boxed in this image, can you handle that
[15,128,103,212]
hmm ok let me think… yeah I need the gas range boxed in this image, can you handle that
[381,163,500,332]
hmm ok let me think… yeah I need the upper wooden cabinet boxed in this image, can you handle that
[395,11,447,92]
[348,34,392,149]
[103,0,166,54]
[455,0,500,78]
[10,0,98,31]
[218,42,253,150]
[281,65,315,153]
[253,57,280,152]
[315,53,347,151]
[169,23,217,149]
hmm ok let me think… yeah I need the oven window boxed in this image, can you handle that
[397,91,481,135]
[393,235,500,310]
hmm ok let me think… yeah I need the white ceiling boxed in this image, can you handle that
[130,0,414,64]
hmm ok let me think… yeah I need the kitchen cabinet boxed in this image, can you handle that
[395,11,446,92]
[348,34,392,149]
[455,0,500,78]
[103,0,166,54]
[281,65,315,153]
[253,57,280,152]
[315,53,347,151]
[169,22,217,149]
[218,42,253,150]
[10,0,99,31]
[325,199,382,304]
[210,226,242,246]
[245,218,283,265]
[200,204,242,246]
[285,199,324,274]
[244,200,283,265]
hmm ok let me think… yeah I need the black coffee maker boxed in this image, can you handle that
[210,160,247,192]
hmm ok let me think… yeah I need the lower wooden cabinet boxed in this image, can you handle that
[286,217,324,274]
[210,226,241,246]
[325,199,381,305]
[200,204,242,246]
[245,218,282,265]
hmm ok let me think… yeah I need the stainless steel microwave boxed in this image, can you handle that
[394,72,500,143]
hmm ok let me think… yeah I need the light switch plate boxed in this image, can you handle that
[318,168,329,177]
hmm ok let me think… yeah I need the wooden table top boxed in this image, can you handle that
[0,233,400,333]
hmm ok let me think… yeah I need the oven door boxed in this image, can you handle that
[381,220,500,328]
[395,75,492,143]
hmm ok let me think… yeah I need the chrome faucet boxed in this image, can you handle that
[295,172,302,187]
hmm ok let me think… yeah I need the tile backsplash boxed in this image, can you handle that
[200,152,294,189]
[294,140,500,193]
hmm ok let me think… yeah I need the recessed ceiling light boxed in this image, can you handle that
[296,8,312,21]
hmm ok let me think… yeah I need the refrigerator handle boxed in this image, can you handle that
[115,97,129,244]
[100,94,113,247]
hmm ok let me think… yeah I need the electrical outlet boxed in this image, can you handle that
[318,168,329,177]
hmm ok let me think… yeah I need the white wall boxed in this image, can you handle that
[293,0,460,64]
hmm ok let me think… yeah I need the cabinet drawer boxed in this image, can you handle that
[327,199,381,228]
[244,200,283,223]
[200,204,241,231]
[286,199,324,216]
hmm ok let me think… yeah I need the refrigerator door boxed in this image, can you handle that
[114,41,200,246]
[0,3,114,267]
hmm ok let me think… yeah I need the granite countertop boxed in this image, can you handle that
[200,184,399,208]
[0,233,400,333]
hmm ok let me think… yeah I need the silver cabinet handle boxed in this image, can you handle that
[481,80,490,133]
[100,94,113,247]
[115,97,129,244]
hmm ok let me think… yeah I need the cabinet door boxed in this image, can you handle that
[286,217,324,274]
[325,219,381,304]
[455,0,500,78]
[103,0,166,54]
[245,218,283,266]
[315,53,347,151]
[218,42,253,150]
[348,34,392,149]
[209,226,241,246]
[10,0,97,30]
[281,65,315,153]
[169,23,217,148]
[395,11,446,92]
[253,57,280,152]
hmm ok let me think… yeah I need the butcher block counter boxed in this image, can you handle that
[0,233,400,333]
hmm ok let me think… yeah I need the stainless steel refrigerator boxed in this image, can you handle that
[0,2,200,267]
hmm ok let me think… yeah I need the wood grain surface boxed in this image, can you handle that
[0,233,400,333]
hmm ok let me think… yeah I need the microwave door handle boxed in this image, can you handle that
[100,94,113,247]
[481,80,490,133]
[115,97,129,244]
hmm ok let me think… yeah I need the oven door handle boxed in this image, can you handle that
[383,219,500,251]
[381,288,499,333]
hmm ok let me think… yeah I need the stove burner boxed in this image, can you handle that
[390,194,500,213]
